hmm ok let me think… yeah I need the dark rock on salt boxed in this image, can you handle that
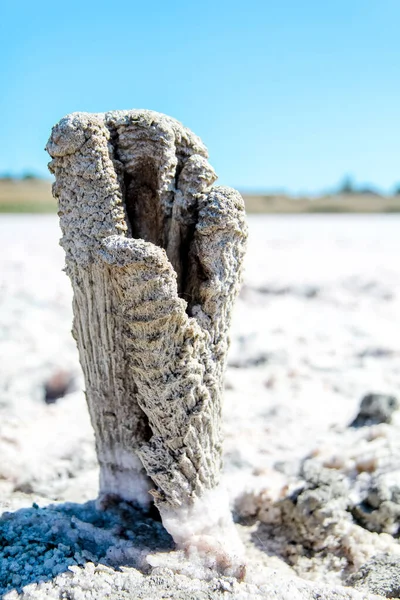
[44,370,75,404]
[347,554,400,598]
[350,393,399,427]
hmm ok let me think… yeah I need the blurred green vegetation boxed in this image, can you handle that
[1,176,400,214]
[0,178,56,213]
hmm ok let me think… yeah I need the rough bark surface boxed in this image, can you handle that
[46,110,247,564]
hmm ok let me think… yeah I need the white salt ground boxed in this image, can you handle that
[1,214,400,599]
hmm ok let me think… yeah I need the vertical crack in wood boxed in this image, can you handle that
[123,159,163,246]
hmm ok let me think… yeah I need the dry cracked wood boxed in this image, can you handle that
[47,110,248,574]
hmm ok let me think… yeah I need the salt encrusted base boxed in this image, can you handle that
[160,486,246,578]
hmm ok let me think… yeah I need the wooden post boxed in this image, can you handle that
[47,110,247,575]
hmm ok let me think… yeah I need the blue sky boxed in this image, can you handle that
[1,0,399,194]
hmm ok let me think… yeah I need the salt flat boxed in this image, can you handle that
[1,214,400,599]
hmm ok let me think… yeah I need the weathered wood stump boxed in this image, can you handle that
[47,110,248,575]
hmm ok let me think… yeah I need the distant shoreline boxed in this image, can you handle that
[1,178,400,214]
[243,193,400,214]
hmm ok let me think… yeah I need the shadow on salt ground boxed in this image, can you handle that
[249,521,298,563]
[0,499,173,597]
